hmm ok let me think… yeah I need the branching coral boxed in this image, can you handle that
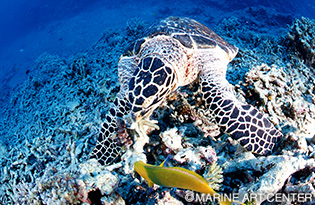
[288,17,315,66]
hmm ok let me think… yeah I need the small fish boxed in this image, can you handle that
[134,157,243,205]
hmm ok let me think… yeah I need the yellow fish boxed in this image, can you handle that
[134,159,243,205]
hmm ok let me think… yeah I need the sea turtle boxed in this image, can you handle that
[91,16,283,165]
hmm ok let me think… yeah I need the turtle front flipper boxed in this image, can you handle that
[91,97,129,165]
[200,75,282,155]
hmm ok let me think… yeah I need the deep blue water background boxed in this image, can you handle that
[0,0,101,48]
[0,0,314,114]
[1,0,314,48]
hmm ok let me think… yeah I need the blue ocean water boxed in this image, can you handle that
[1,0,314,46]
[0,0,95,47]
[0,0,314,113]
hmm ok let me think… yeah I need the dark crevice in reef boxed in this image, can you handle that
[88,189,102,205]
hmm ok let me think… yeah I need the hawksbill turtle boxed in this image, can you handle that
[91,16,283,165]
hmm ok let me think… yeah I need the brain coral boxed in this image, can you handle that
[288,17,315,67]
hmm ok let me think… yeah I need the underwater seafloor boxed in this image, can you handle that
[1,6,315,205]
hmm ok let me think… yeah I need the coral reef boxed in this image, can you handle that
[288,17,315,67]
[0,12,315,205]
[243,63,315,138]
[0,25,138,204]
[224,154,315,204]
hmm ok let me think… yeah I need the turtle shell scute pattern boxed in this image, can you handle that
[145,16,233,52]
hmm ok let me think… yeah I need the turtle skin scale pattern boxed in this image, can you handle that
[91,16,283,165]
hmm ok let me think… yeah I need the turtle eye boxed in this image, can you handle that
[133,38,145,55]
[173,34,193,48]
[191,35,217,48]
[122,43,134,57]
[121,38,146,57]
